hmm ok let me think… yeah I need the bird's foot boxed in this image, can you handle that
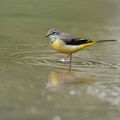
[60,58,70,63]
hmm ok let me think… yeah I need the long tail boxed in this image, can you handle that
[95,40,117,43]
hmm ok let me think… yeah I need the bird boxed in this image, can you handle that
[45,28,117,65]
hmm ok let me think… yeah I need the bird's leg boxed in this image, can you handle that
[69,54,72,67]
[64,55,70,60]
[60,54,71,63]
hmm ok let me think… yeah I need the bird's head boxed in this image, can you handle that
[45,28,61,37]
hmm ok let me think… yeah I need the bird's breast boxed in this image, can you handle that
[50,39,81,54]
[50,39,67,53]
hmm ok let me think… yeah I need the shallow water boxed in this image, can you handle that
[0,0,120,120]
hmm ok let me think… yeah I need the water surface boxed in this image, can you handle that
[0,0,120,120]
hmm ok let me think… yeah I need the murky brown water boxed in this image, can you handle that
[0,0,120,120]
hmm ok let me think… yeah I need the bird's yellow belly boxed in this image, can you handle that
[50,39,96,54]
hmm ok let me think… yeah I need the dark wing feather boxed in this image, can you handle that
[59,33,93,45]
[65,38,93,45]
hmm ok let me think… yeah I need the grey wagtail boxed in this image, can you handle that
[45,28,117,63]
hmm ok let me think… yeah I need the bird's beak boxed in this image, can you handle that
[45,33,50,37]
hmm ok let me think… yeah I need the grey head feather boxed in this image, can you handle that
[45,28,61,42]
[45,28,61,37]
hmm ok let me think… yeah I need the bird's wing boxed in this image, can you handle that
[59,33,93,45]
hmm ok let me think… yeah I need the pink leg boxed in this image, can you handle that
[60,54,72,64]
[69,54,72,67]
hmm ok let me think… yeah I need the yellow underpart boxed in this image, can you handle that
[50,39,97,54]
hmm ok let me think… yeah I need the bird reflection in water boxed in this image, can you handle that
[47,67,94,88]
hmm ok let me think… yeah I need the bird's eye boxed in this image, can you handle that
[52,31,56,34]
